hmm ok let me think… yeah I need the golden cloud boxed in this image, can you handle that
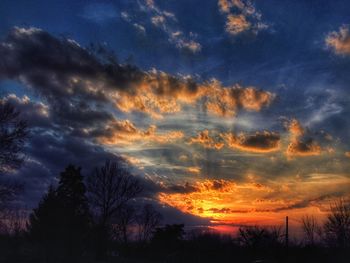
[115,73,275,119]
[98,119,184,145]
[326,25,350,56]
[179,154,189,162]
[188,130,224,150]
[189,129,280,153]
[158,175,350,225]
[286,140,322,157]
[204,80,275,117]
[218,0,232,13]
[221,131,281,153]
[158,178,275,222]
[187,166,201,174]
[226,14,251,35]
[218,0,268,36]
[285,119,322,157]
[288,118,304,137]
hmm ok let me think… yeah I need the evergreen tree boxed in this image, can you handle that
[29,165,91,262]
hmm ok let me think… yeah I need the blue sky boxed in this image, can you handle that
[1,0,350,228]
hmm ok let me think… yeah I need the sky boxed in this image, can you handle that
[1,0,350,234]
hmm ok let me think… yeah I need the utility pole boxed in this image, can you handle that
[285,216,289,248]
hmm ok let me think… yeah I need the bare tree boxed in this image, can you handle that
[0,102,27,213]
[111,205,135,244]
[86,160,142,226]
[301,215,320,246]
[0,182,22,210]
[0,102,28,174]
[323,199,350,248]
[136,204,162,243]
[238,225,283,248]
[0,208,28,236]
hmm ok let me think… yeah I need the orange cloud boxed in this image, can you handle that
[221,131,280,153]
[98,119,184,145]
[115,74,274,118]
[285,119,322,157]
[158,178,277,223]
[204,81,275,117]
[218,0,268,37]
[326,25,350,56]
[121,154,142,166]
[189,129,280,153]
[187,166,201,174]
[226,14,251,35]
[218,0,246,13]
[288,118,304,137]
[179,154,189,162]
[218,0,232,13]
[345,152,350,158]
[286,140,322,157]
[189,130,224,150]
[158,175,350,225]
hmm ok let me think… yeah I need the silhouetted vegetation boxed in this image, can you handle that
[28,165,91,262]
[0,101,28,174]
[86,160,142,260]
[0,161,349,262]
[0,101,27,213]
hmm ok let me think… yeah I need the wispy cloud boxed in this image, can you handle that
[121,0,201,53]
[96,120,184,146]
[81,3,118,23]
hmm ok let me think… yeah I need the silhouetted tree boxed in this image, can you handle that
[112,204,135,244]
[29,165,91,262]
[0,102,27,214]
[323,199,350,248]
[302,215,320,246]
[28,186,61,262]
[238,225,283,248]
[136,204,162,243]
[86,160,141,258]
[87,160,142,226]
[0,182,22,210]
[152,224,185,246]
[150,224,185,259]
[0,102,28,174]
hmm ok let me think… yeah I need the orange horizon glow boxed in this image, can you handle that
[157,174,350,229]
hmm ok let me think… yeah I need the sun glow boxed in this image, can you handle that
[158,174,350,226]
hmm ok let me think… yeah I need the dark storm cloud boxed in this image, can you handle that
[0,27,144,94]
[0,27,275,122]
[0,94,50,128]
[163,182,198,194]
[0,27,145,133]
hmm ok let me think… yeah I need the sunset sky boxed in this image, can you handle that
[1,0,350,233]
